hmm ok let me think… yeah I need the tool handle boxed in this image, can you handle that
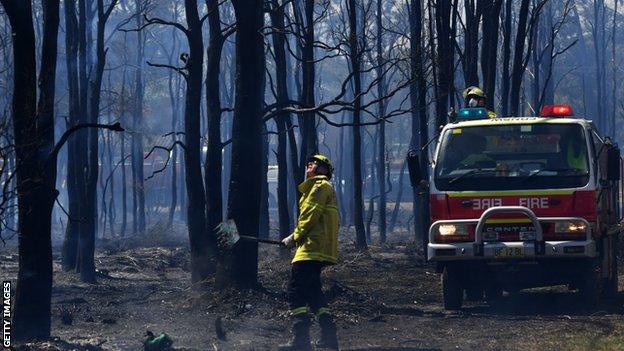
[239,234,285,246]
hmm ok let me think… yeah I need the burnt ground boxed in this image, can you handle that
[3,225,624,351]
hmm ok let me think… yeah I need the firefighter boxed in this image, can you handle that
[443,133,495,173]
[463,86,498,118]
[560,128,588,171]
[279,154,340,351]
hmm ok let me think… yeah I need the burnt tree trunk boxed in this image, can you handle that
[348,0,368,251]
[611,0,618,135]
[224,0,265,287]
[168,5,180,228]
[183,0,213,285]
[120,67,128,236]
[434,0,455,128]
[480,0,502,110]
[79,0,117,283]
[61,0,80,270]
[500,0,512,116]
[462,0,481,87]
[269,0,292,241]
[409,0,429,248]
[376,0,387,244]
[203,0,225,273]
[509,0,530,116]
[336,112,348,223]
[259,123,270,239]
[592,0,607,129]
[74,0,91,278]
[297,0,318,185]
[301,0,318,156]
[1,0,59,341]
[132,0,146,234]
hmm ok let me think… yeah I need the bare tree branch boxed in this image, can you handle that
[144,141,187,180]
[49,122,124,162]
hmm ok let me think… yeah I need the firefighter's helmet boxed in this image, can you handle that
[308,154,334,179]
[463,86,486,99]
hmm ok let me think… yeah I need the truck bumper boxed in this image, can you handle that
[428,240,596,261]
[428,206,595,262]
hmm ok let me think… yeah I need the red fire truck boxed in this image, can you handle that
[408,104,622,309]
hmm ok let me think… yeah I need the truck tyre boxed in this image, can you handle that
[579,264,600,307]
[485,284,503,303]
[442,266,463,310]
[465,286,484,301]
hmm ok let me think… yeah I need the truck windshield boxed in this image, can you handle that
[434,123,590,191]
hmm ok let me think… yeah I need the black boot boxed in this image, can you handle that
[316,314,339,350]
[278,314,312,351]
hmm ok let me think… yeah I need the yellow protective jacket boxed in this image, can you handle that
[292,175,340,264]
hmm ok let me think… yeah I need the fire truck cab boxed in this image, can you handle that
[409,105,622,310]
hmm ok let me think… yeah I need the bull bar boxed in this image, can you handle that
[427,206,595,261]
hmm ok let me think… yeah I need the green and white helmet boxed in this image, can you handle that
[308,154,334,179]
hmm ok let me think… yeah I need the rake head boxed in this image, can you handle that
[215,219,241,249]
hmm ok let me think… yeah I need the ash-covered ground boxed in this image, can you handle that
[2,223,624,351]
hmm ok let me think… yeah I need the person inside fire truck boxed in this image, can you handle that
[463,86,498,118]
[442,132,495,172]
[557,127,589,172]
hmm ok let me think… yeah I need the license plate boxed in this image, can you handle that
[494,247,523,257]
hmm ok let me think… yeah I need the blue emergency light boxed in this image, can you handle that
[457,108,488,120]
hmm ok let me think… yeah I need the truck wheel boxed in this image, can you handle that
[465,286,484,301]
[485,284,503,303]
[442,266,463,310]
[579,264,600,307]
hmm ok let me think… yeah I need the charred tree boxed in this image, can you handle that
[61,0,80,270]
[509,0,544,116]
[269,0,292,241]
[132,0,146,234]
[462,0,482,87]
[298,0,318,176]
[480,0,503,110]
[347,0,368,251]
[500,0,512,116]
[376,0,387,244]
[79,0,118,283]
[2,0,59,340]
[259,123,270,239]
[120,66,128,236]
[509,0,529,116]
[181,0,214,285]
[610,0,618,135]
[591,0,607,129]
[433,0,456,129]
[224,0,265,287]
[74,0,91,279]
[204,0,228,264]
[167,4,181,228]
[408,0,429,247]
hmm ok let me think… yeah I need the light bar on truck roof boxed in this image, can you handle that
[457,108,488,120]
[539,104,573,117]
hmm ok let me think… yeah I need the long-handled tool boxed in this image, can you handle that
[216,219,284,249]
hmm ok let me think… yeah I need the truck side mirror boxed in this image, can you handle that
[607,146,620,181]
[406,150,422,187]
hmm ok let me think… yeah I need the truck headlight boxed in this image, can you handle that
[437,224,469,236]
[555,221,587,233]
